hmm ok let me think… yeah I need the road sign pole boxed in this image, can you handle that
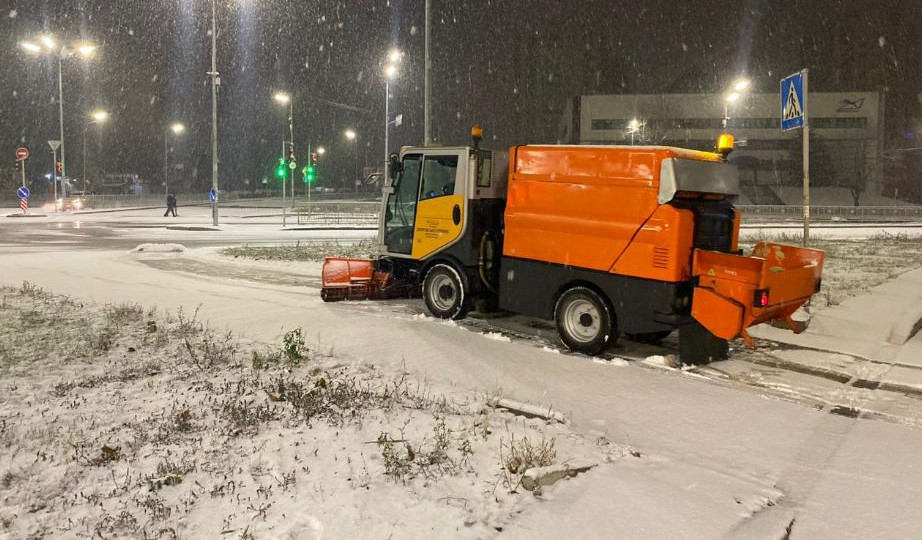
[802,69,810,247]
[52,147,58,204]
[281,139,287,228]
[21,160,26,188]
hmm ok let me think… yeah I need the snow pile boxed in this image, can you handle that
[131,243,186,253]
[483,331,512,343]
[0,283,620,539]
[642,354,682,369]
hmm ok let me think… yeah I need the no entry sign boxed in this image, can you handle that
[15,147,29,160]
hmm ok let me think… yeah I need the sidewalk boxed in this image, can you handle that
[750,267,922,392]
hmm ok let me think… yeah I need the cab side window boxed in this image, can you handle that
[419,155,459,200]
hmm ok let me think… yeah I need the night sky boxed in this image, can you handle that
[2,0,920,195]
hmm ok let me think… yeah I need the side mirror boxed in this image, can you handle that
[388,154,402,180]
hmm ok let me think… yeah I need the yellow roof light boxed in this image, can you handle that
[471,125,483,142]
[717,134,735,157]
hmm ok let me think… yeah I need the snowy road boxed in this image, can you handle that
[3,210,922,538]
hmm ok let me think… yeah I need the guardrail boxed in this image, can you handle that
[738,205,922,222]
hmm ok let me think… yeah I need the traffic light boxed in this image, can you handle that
[276,158,286,179]
[14,160,22,172]
[56,161,63,175]
[304,165,315,183]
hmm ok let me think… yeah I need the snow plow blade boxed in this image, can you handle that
[320,257,421,302]
[320,258,376,301]
[691,242,825,346]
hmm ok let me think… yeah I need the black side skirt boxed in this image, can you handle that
[498,257,691,334]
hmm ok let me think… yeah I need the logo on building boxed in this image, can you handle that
[837,98,865,113]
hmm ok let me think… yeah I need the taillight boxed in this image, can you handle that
[753,289,769,308]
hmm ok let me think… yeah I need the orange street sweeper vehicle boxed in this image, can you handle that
[321,129,824,364]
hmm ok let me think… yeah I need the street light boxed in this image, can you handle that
[384,49,402,181]
[20,35,97,202]
[627,118,643,145]
[723,77,751,129]
[164,122,185,196]
[345,128,359,191]
[82,109,108,193]
[273,91,296,222]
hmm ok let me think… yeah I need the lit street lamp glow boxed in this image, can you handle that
[344,129,356,141]
[316,147,326,156]
[384,49,402,181]
[273,92,291,105]
[83,109,110,192]
[19,34,99,202]
[723,77,751,129]
[164,121,186,196]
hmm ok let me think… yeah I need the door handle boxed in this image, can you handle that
[452,204,461,225]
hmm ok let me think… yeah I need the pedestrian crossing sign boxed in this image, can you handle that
[780,71,805,131]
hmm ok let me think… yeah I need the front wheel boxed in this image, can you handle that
[423,263,471,320]
[554,287,616,355]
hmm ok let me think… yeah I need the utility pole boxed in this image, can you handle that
[57,55,67,199]
[209,0,220,226]
[424,0,431,145]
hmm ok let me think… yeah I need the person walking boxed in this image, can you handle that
[164,193,178,217]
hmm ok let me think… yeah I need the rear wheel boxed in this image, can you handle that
[554,287,616,355]
[423,263,471,320]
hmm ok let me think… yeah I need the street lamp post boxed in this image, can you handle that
[627,118,641,145]
[209,0,220,227]
[723,78,751,130]
[345,129,358,192]
[82,110,108,193]
[384,49,402,182]
[273,92,294,225]
[164,122,185,196]
[20,36,96,203]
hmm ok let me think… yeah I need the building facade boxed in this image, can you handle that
[561,92,884,204]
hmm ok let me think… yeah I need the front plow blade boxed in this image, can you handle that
[321,258,375,301]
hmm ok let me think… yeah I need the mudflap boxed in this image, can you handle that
[679,320,729,365]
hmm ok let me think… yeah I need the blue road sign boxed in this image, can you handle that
[209,187,217,202]
[17,187,30,199]
[780,71,805,131]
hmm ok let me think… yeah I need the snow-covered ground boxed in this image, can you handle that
[3,211,922,538]
[0,285,617,539]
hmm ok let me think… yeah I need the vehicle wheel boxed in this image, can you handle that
[554,287,616,355]
[625,330,672,344]
[679,321,728,365]
[423,263,470,320]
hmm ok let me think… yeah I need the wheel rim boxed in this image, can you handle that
[562,298,601,343]
[428,273,457,312]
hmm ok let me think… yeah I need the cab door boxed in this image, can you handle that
[410,152,465,259]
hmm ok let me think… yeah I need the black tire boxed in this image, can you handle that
[554,287,617,355]
[678,321,728,365]
[625,330,673,344]
[423,263,471,320]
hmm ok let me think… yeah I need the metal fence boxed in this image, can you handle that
[294,201,379,227]
[738,205,922,222]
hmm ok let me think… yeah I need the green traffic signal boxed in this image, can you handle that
[303,165,316,183]
[276,158,286,178]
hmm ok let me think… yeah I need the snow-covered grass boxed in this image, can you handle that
[221,240,376,263]
[741,232,922,307]
[0,283,618,539]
